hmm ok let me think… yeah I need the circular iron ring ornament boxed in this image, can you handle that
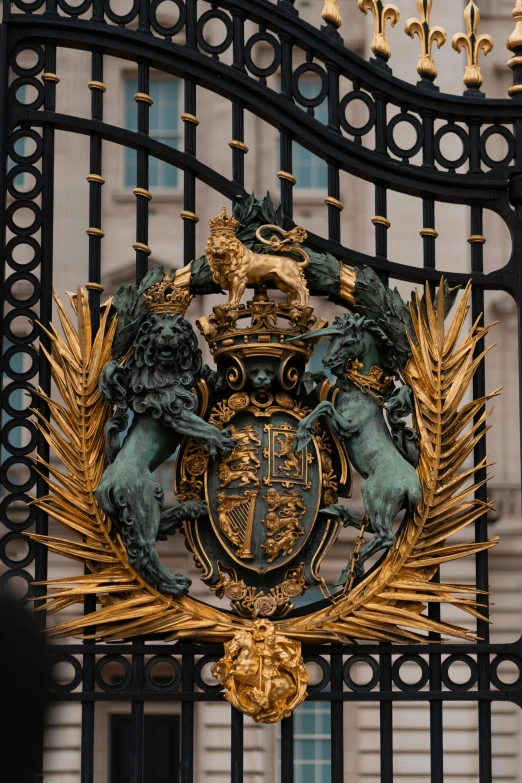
[434,124,471,170]
[8,77,45,111]
[386,113,424,160]
[0,493,37,532]
[28,272,499,676]
[339,91,376,137]
[196,10,234,56]
[10,44,45,77]
[292,63,329,108]
[244,33,282,78]
[102,0,140,25]
[149,0,185,37]
[479,125,516,169]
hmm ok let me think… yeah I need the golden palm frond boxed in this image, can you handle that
[278,279,499,643]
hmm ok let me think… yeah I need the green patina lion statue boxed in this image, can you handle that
[96,304,234,596]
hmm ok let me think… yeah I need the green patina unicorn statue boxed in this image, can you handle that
[291,312,421,584]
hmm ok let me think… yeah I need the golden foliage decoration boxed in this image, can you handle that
[29,282,498,646]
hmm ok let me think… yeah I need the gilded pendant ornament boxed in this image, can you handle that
[211,620,310,723]
[29,192,498,723]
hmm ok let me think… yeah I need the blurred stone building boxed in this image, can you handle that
[2,0,522,781]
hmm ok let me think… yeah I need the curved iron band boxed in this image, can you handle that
[5,6,522,122]
[6,22,517,209]
[18,108,517,296]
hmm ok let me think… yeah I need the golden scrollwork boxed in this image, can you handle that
[211,620,310,723]
[405,0,447,81]
[452,0,493,90]
[321,0,342,29]
[213,563,307,618]
[358,0,400,62]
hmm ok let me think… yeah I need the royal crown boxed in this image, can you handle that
[143,271,193,315]
[208,207,240,235]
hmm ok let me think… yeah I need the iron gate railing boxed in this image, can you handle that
[1,0,522,781]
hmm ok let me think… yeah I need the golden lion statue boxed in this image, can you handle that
[205,208,310,310]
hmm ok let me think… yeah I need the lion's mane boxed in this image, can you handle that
[125,313,202,427]
[205,234,246,286]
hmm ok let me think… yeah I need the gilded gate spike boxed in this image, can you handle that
[358,0,400,62]
[507,0,522,95]
[321,0,342,29]
[508,0,522,53]
[452,0,493,90]
[405,0,447,81]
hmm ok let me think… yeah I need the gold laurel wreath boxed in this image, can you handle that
[28,281,499,644]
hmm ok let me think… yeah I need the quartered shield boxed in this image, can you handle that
[175,389,351,617]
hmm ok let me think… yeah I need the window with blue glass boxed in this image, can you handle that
[124,78,181,189]
[293,81,328,190]
[293,702,332,783]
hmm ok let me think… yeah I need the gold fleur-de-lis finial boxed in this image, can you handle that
[322,0,342,29]
[452,0,493,90]
[405,0,447,82]
[358,0,401,62]
[507,1,522,96]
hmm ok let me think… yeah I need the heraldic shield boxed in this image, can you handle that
[175,288,351,619]
[177,389,348,618]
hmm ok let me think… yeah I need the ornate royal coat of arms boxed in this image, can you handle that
[31,194,499,723]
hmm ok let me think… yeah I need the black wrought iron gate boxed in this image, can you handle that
[1,0,522,781]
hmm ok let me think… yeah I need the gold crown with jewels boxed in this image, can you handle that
[143,271,193,315]
[208,207,240,235]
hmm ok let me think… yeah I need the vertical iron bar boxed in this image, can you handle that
[185,0,197,49]
[182,78,197,266]
[87,49,103,334]
[0,22,7,396]
[380,648,393,783]
[131,640,145,783]
[421,109,435,168]
[422,197,436,269]
[424,204,442,782]
[279,131,294,219]
[428,570,443,783]
[135,61,150,284]
[231,707,244,783]
[331,647,344,783]
[181,654,195,783]
[279,30,294,219]
[374,184,389,259]
[230,6,246,197]
[326,61,341,243]
[281,713,294,783]
[470,203,492,783]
